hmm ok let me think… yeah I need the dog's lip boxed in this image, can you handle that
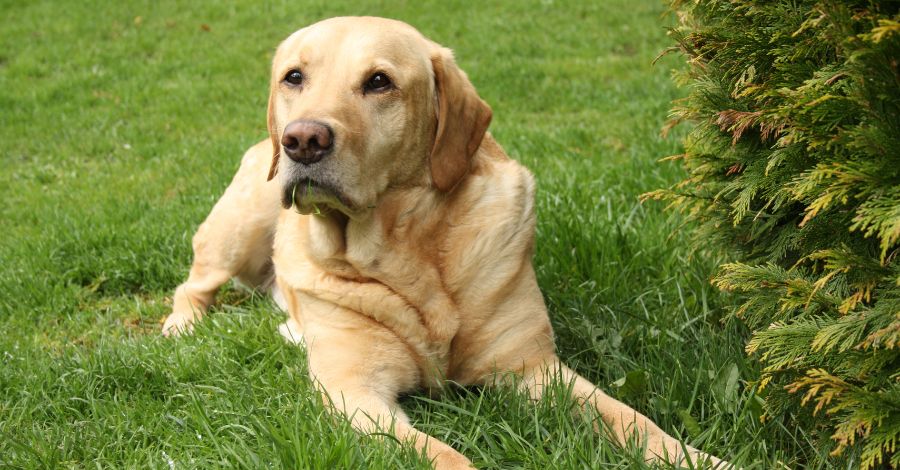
[282,177,355,212]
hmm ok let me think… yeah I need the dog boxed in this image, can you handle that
[162,16,727,469]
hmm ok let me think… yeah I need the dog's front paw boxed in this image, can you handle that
[161,311,198,337]
[680,450,733,470]
[429,449,476,470]
[646,436,733,469]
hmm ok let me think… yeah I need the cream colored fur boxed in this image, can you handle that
[162,16,728,469]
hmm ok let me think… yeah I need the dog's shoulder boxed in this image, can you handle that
[441,134,538,297]
[459,133,537,235]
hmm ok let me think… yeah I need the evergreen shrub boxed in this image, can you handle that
[645,1,900,467]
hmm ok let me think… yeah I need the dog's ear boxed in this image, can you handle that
[266,89,281,181]
[430,48,492,192]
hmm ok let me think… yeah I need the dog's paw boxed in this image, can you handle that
[682,451,733,470]
[161,311,197,337]
[646,437,733,469]
[278,317,304,345]
[428,446,476,470]
[674,449,734,470]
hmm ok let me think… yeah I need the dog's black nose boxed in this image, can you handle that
[281,120,334,165]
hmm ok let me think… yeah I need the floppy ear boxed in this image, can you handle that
[266,90,281,181]
[430,48,492,192]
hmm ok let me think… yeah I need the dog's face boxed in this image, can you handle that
[266,17,492,217]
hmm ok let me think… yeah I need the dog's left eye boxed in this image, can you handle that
[364,72,393,93]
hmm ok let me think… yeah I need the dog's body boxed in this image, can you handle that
[163,17,725,469]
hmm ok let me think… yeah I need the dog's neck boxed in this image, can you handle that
[302,184,444,277]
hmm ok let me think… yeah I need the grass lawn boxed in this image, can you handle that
[1,0,847,468]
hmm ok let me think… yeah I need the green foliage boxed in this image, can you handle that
[648,0,900,467]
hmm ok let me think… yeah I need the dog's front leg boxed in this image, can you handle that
[163,141,282,336]
[316,384,474,470]
[518,359,730,469]
[304,311,474,470]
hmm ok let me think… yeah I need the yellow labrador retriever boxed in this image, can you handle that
[162,16,726,469]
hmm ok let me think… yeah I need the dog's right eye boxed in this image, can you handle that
[283,70,303,86]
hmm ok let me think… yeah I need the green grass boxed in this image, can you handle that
[0,0,846,468]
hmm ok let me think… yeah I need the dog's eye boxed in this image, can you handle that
[364,72,392,93]
[283,70,303,86]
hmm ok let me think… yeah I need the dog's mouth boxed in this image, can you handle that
[281,177,354,215]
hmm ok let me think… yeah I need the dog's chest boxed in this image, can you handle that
[274,212,461,384]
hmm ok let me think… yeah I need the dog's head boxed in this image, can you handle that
[266,17,492,217]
